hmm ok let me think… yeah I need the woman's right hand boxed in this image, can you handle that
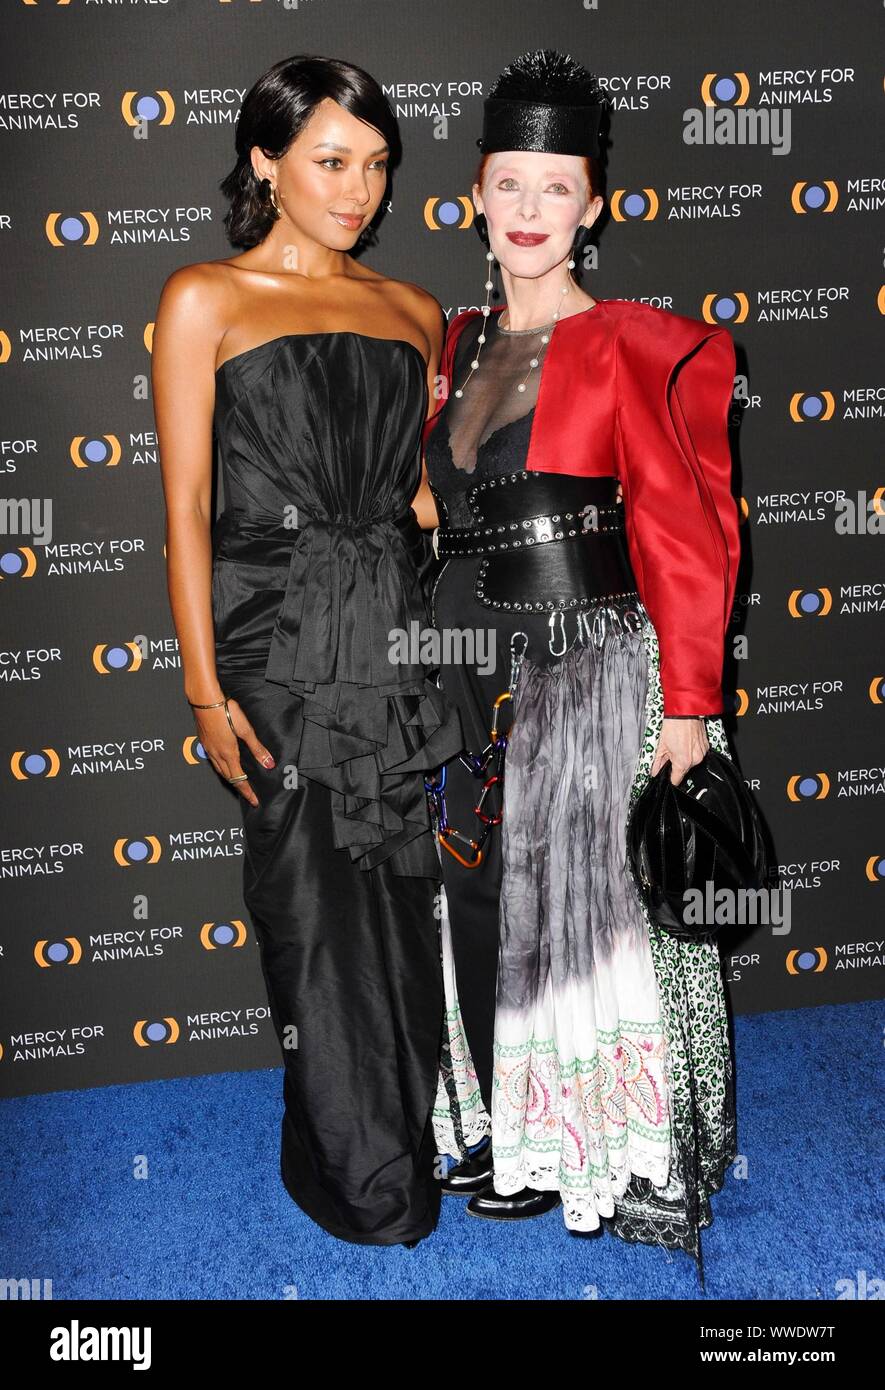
[194,698,275,806]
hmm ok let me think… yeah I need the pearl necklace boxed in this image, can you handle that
[453,247,577,398]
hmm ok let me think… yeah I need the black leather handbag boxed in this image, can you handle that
[626,747,768,939]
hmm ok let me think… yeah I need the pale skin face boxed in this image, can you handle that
[474,150,707,778]
[473,149,603,327]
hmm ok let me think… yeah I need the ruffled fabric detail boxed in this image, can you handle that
[213,509,464,876]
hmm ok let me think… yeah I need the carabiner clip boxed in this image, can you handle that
[509,631,528,693]
[548,610,568,657]
[474,773,503,825]
[490,690,513,743]
[424,763,447,794]
[438,827,484,869]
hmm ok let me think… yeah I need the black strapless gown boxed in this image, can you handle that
[211,331,464,1245]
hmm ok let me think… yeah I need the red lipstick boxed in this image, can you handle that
[506,231,549,247]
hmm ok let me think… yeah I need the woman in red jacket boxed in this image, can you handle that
[421,50,740,1276]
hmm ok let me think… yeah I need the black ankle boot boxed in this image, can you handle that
[465,1184,562,1221]
[439,1137,494,1195]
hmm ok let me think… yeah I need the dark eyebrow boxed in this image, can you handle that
[310,141,389,156]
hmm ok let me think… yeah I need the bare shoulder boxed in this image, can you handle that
[152,260,231,387]
[155,259,231,335]
[357,271,443,359]
[364,270,440,315]
[391,277,442,316]
[392,278,445,348]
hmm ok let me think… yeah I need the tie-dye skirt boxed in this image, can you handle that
[432,603,737,1275]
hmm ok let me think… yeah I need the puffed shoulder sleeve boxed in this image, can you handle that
[614,310,741,717]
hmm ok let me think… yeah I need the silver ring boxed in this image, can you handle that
[227,774,249,784]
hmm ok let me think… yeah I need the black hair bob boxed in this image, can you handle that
[220,54,402,250]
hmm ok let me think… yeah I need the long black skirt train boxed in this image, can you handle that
[224,671,449,1245]
[210,331,467,1246]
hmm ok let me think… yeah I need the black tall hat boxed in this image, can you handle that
[477,49,604,159]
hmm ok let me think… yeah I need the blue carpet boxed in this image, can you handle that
[2,999,879,1300]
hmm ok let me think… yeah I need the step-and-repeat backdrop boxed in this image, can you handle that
[2,1,882,1097]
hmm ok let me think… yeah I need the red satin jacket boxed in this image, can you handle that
[422,299,740,718]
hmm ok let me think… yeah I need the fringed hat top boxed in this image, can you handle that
[477,48,604,158]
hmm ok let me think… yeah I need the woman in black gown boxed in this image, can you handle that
[153,56,463,1247]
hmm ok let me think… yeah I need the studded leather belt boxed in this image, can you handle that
[432,470,641,613]
[435,503,624,558]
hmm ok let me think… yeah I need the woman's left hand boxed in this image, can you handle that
[623,474,706,784]
[651,717,709,785]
